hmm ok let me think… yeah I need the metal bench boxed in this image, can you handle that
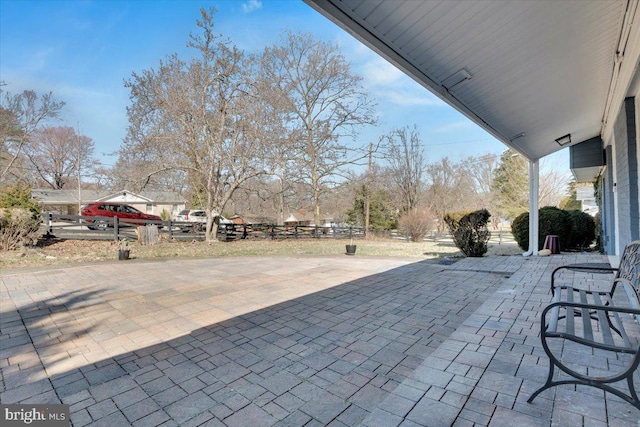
[528,241,640,409]
[550,240,640,304]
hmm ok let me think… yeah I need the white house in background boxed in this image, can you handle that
[576,185,599,217]
[283,209,334,227]
[32,189,187,218]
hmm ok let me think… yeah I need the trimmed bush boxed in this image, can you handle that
[594,212,603,251]
[539,206,572,250]
[566,210,595,250]
[0,208,42,250]
[512,206,573,251]
[444,209,491,257]
[398,209,435,242]
[511,211,529,250]
[0,184,42,251]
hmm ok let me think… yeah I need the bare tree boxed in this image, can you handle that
[425,157,478,232]
[261,31,377,226]
[382,125,426,214]
[539,157,571,207]
[0,87,65,183]
[463,154,501,228]
[108,156,187,194]
[22,126,98,189]
[121,9,274,240]
[465,154,498,197]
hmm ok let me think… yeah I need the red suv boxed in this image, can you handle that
[81,202,162,229]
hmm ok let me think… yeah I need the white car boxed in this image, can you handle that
[175,209,234,233]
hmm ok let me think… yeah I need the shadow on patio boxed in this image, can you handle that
[1,253,638,426]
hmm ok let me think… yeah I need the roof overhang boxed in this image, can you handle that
[304,0,640,163]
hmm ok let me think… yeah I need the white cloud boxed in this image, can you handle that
[385,90,443,107]
[434,120,474,133]
[340,39,445,108]
[363,58,444,107]
[242,0,262,13]
[361,56,405,86]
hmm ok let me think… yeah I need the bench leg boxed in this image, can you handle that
[526,361,589,404]
[529,319,640,410]
[527,358,556,403]
[527,360,640,409]
[627,376,640,409]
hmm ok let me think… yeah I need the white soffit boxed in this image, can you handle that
[305,0,630,161]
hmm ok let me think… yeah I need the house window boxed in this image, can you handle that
[146,204,153,214]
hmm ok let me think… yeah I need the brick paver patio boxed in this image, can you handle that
[1,253,639,426]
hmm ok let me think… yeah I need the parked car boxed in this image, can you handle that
[81,202,162,229]
[174,209,234,235]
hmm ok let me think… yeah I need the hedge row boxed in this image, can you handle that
[511,206,595,251]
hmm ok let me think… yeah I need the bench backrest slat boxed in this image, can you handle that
[566,288,575,334]
[608,309,632,349]
[592,292,615,346]
[578,289,595,341]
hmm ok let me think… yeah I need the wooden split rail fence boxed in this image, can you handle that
[41,213,365,243]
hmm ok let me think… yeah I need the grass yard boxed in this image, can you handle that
[0,233,522,270]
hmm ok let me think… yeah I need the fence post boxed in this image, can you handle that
[46,212,53,237]
[168,220,173,240]
[114,216,119,241]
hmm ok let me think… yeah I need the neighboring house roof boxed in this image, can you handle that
[32,189,187,204]
[33,189,102,204]
[284,214,300,223]
[229,214,275,224]
[285,210,314,223]
[96,191,153,203]
[284,210,333,224]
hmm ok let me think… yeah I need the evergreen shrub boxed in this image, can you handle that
[511,212,529,251]
[512,206,575,251]
[566,210,596,250]
[444,209,491,257]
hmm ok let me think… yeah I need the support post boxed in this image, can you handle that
[523,159,540,256]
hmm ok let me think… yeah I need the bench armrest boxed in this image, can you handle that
[543,300,640,353]
[617,277,640,312]
[544,300,640,317]
[550,264,617,294]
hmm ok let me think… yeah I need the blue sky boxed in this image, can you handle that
[0,0,568,172]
